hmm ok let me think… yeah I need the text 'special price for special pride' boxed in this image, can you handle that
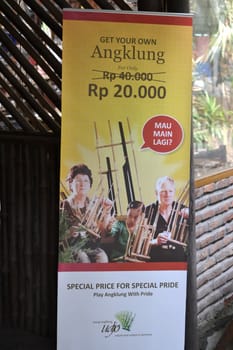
[88,69,167,100]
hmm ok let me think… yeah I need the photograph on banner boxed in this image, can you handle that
[59,10,192,265]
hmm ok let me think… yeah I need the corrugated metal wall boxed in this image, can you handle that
[0,137,60,337]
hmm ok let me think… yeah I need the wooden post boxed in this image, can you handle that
[137,2,197,350]
[138,0,189,13]
[137,0,163,12]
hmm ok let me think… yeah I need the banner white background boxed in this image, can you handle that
[57,270,187,350]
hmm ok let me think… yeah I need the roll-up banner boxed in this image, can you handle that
[58,9,192,350]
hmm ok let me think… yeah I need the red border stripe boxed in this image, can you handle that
[58,262,187,272]
[63,10,192,26]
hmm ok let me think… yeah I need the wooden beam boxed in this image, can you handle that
[23,0,62,38]
[0,28,61,109]
[39,0,63,23]
[0,46,61,125]
[91,0,114,10]
[0,90,33,132]
[0,73,48,133]
[6,0,62,58]
[0,58,60,133]
[0,109,15,131]
[0,10,61,86]
[111,0,133,10]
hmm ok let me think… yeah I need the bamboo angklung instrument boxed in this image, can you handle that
[108,120,122,215]
[106,156,117,215]
[60,180,69,200]
[125,214,152,261]
[167,182,189,245]
[94,119,141,217]
[126,117,143,202]
[119,121,135,204]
